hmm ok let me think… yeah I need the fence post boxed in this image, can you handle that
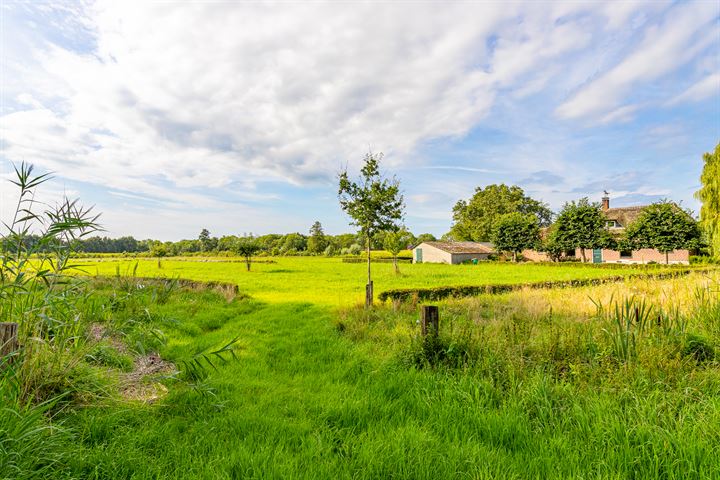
[0,322,19,360]
[421,306,439,337]
[365,281,373,308]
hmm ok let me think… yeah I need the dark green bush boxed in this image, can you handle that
[682,334,715,363]
[379,269,705,302]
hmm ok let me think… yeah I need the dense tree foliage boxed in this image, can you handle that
[78,236,147,253]
[307,221,327,254]
[624,201,701,264]
[696,142,720,259]
[415,233,436,245]
[338,152,405,306]
[198,229,217,252]
[551,198,609,263]
[450,184,551,242]
[492,213,540,262]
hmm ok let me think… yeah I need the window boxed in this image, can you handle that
[620,250,632,258]
[606,220,619,228]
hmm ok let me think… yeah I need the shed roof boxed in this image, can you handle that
[419,241,495,254]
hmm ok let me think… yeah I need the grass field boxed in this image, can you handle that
[81,256,676,305]
[5,258,720,479]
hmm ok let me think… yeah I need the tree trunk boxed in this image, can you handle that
[246,256,251,271]
[365,235,373,308]
[393,256,399,274]
[580,248,586,263]
[665,251,669,265]
[513,251,518,262]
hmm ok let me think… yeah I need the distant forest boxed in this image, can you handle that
[29,227,438,257]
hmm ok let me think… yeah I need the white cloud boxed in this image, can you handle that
[599,104,639,124]
[666,72,720,105]
[1,1,658,195]
[1,1,716,237]
[556,0,719,122]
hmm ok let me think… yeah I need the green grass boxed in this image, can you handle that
[57,272,720,479]
[7,258,718,479]
[81,256,673,305]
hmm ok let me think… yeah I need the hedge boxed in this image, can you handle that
[378,268,714,302]
[341,257,412,264]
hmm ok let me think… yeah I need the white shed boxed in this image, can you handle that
[412,241,495,264]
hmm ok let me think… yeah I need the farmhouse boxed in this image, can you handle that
[578,195,690,264]
[413,241,495,264]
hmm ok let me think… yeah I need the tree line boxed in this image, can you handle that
[74,226,436,257]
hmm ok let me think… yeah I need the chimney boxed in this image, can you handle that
[601,192,610,211]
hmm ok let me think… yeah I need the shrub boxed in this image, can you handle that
[401,333,477,369]
[681,334,715,363]
[378,269,704,302]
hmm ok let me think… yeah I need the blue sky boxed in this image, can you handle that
[1,0,718,240]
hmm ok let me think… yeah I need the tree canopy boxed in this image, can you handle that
[551,198,609,262]
[696,142,720,259]
[307,221,327,254]
[492,212,540,262]
[234,237,261,271]
[624,201,700,264]
[450,184,551,242]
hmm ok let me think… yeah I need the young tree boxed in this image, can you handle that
[234,237,261,271]
[492,212,540,262]
[450,184,552,242]
[553,198,608,262]
[624,201,701,264]
[338,152,404,307]
[307,221,327,255]
[383,228,411,274]
[695,142,720,259]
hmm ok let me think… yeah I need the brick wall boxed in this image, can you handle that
[573,248,689,264]
[521,249,551,262]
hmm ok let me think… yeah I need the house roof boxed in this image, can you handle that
[419,241,495,254]
[603,206,645,227]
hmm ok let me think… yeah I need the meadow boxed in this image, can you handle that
[3,257,719,479]
[81,256,679,305]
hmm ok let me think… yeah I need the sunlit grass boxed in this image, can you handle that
[81,256,678,305]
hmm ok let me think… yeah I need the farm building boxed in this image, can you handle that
[412,241,495,264]
[575,195,690,264]
[521,195,691,264]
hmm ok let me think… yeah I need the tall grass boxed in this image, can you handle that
[0,164,103,477]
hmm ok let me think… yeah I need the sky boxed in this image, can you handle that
[1,0,719,240]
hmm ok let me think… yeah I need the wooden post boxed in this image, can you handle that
[421,306,439,337]
[365,281,374,308]
[0,322,19,360]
